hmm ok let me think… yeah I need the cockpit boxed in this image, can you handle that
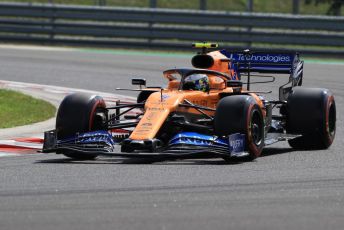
[163,68,228,92]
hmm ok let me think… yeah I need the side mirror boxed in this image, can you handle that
[131,78,146,88]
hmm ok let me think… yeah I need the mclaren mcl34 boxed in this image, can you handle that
[43,43,336,162]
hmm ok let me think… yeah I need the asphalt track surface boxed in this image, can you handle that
[0,46,344,230]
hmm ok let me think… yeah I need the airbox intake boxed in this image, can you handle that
[191,54,214,69]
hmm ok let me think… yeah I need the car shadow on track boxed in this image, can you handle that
[35,157,242,165]
[260,147,294,157]
[35,147,294,165]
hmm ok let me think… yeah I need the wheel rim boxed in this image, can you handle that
[91,108,107,131]
[328,102,336,137]
[250,110,263,146]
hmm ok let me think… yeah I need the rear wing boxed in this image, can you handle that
[220,50,304,101]
[220,50,302,74]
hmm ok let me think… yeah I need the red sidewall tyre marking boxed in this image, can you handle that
[324,95,335,146]
[246,104,263,158]
[88,99,106,131]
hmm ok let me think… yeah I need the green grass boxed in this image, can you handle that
[0,89,56,128]
[1,0,342,15]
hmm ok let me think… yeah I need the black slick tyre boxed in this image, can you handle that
[286,87,336,150]
[56,93,107,160]
[214,95,265,161]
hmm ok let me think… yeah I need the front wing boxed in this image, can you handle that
[42,130,250,159]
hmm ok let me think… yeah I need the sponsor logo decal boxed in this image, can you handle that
[233,54,291,63]
[161,94,170,101]
[228,133,245,154]
[221,50,294,64]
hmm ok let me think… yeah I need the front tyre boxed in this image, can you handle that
[214,95,265,161]
[56,93,107,160]
[286,87,336,150]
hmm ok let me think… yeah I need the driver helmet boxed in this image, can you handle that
[183,74,209,92]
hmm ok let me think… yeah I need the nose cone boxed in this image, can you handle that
[130,91,184,140]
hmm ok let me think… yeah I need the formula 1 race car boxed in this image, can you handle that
[43,43,336,162]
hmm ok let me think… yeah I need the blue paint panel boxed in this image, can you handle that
[223,51,294,64]
[220,50,297,74]
[169,132,247,157]
[228,133,245,154]
[58,130,115,146]
[169,132,228,147]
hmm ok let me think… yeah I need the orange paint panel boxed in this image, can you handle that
[130,91,181,140]
[129,108,170,140]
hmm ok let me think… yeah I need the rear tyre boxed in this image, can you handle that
[214,95,265,161]
[56,93,107,160]
[286,87,336,150]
